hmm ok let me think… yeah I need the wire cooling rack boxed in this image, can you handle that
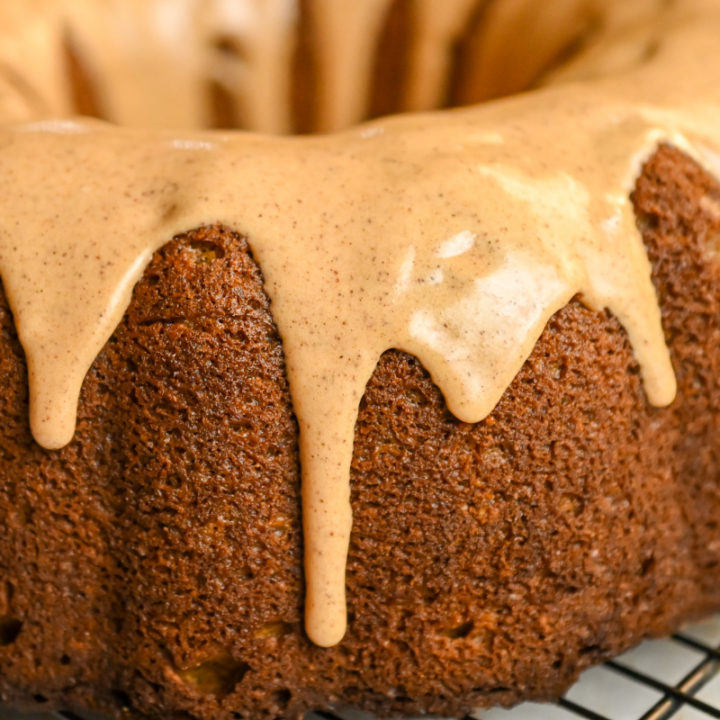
[6,615,720,720]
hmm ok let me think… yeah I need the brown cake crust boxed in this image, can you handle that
[1,144,720,719]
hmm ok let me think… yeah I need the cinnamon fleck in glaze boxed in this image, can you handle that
[0,0,719,648]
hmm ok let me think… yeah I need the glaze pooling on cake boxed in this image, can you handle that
[0,0,719,649]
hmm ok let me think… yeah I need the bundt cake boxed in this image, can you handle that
[1,0,720,718]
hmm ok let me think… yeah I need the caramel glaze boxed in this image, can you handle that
[1,0,720,646]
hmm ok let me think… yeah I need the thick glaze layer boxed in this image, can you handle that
[0,0,719,646]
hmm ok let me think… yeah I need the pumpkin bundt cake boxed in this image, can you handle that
[1,1,720,718]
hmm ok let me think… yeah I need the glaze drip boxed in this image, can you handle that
[0,0,719,648]
[0,0,700,133]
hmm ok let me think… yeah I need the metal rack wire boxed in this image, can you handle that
[6,616,720,720]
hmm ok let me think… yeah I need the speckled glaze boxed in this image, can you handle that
[0,0,719,647]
